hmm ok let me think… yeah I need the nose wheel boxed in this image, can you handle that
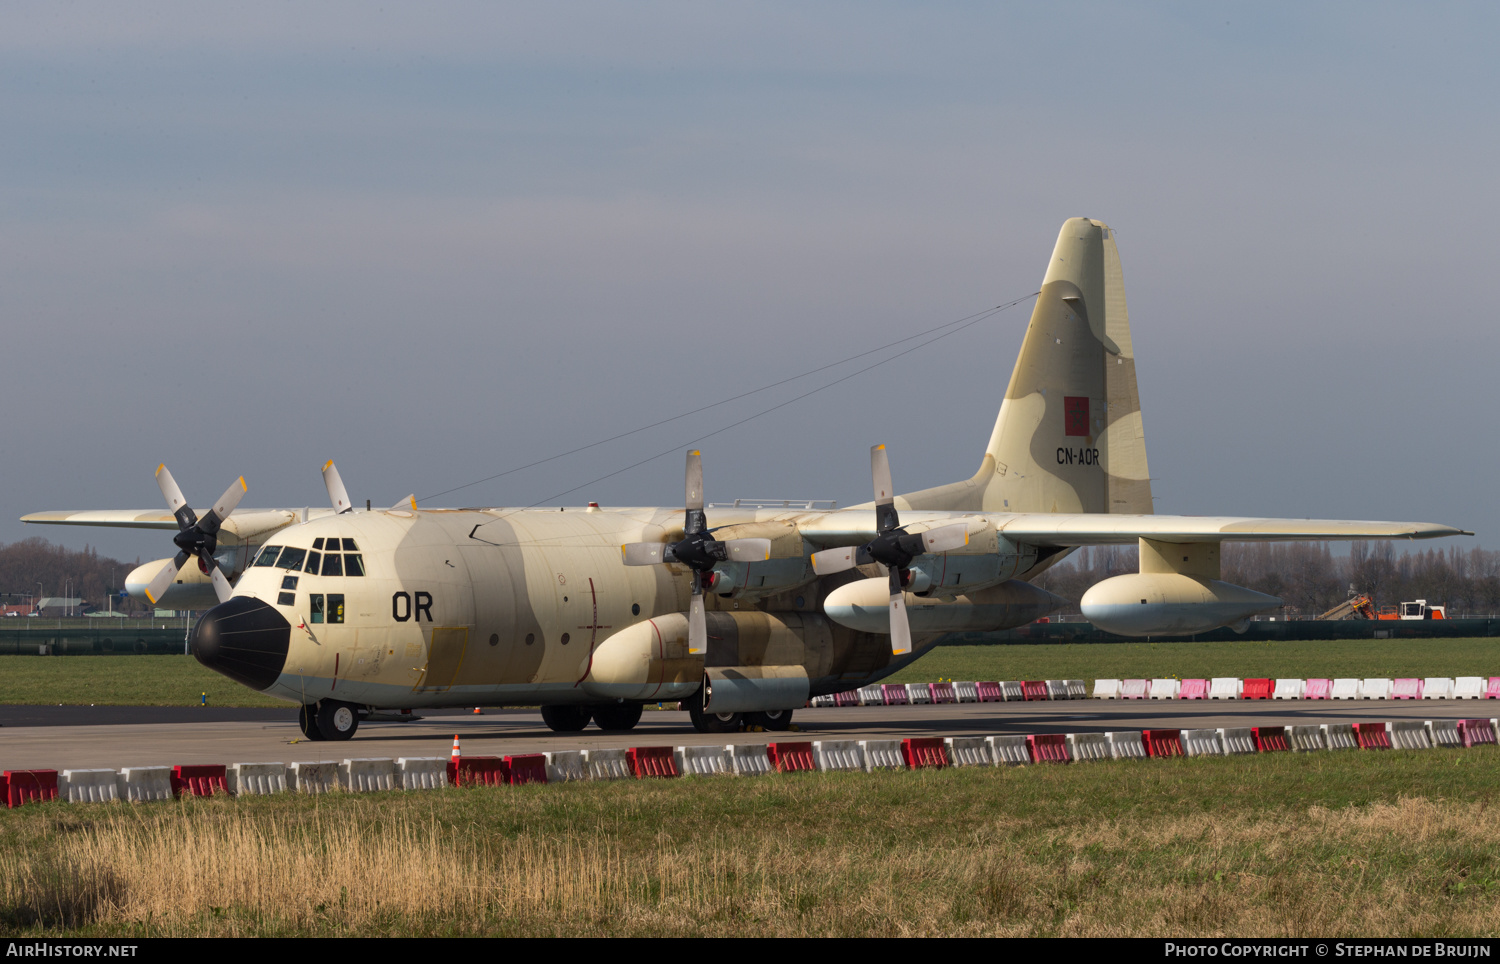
[298,700,360,741]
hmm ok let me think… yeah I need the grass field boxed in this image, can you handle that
[1,637,1496,707]
[3,749,1499,937]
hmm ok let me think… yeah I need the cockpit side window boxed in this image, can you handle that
[345,554,365,576]
[254,546,284,567]
[305,551,322,576]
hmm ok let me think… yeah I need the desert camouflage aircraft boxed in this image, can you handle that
[24,218,1467,740]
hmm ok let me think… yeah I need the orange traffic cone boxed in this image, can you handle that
[473,706,483,715]
[451,735,462,763]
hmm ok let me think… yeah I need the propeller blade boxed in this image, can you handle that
[155,464,196,529]
[621,543,666,566]
[143,552,189,606]
[811,546,859,576]
[201,476,248,533]
[389,495,417,513]
[724,538,772,563]
[323,461,353,514]
[209,565,233,604]
[685,450,704,513]
[687,589,707,656]
[918,524,969,555]
[887,565,912,656]
[871,444,899,533]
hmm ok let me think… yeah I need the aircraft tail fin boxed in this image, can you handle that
[902,217,1152,515]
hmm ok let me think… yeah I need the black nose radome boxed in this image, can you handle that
[191,596,291,691]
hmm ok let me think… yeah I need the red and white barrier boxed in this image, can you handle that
[1425,720,1463,748]
[1209,677,1242,700]
[1092,679,1123,699]
[397,757,449,789]
[1385,721,1431,750]
[1331,678,1361,700]
[987,734,1031,766]
[1149,679,1180,700]
[1066,732,1111,762]
[289,761,338,793]
[729,743,773,776]
[766,742,815,773]
[675,745,730,776]
[1392,678,1423,700]
[544,751,587,782]
[1218,727,1256,755]
[581,748,631,780]
[1288,725,1326,751]
[1107,731,1147,760]
[943,737,991,767]
[1322,723,1359,750]
[229,762,287,795]
[813,740,865,772]
[340,758,397,792]
[1454,677,1486,700]
[858,739,905,771]
[1242,678,1273,700]
[1179,679,1209,700]
[1304,678,1333,700]
[1181,729,1223,757]
[59,769,119,804]
[1120,679,1149,700]
[1273,679,1304,700]
[1360,679,1394,700]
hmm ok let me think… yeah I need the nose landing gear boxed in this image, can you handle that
[298,699,361,741]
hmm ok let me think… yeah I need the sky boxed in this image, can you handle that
[2,2,1496,569]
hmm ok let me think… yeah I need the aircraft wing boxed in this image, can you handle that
[794,510,1468,548]
[992,514,1470,546]
[22,508,302,544]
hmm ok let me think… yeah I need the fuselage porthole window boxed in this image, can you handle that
[310,593,325,624]
[328,593,345,624]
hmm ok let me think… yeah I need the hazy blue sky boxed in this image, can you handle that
[3,2,1495,568]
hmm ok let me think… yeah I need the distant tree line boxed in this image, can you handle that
[3,535,1497,619]
[0,538,145,613]
[1031,541,1500,617]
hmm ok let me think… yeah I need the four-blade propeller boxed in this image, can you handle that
[621,450,770,655]
[143,465,247,606]
[810,444,968,655]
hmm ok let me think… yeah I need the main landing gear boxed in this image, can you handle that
[539,702,644,733]
[298,699,361,741]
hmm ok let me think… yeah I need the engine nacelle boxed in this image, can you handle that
[579,609,819,704]
[1080,573,1280,636]
[822,577,1064,634]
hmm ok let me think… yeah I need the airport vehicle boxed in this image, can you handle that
[23,218,1467,740]
[1377,599,1447,620]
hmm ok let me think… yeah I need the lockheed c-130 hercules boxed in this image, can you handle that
[23,218,1468,741]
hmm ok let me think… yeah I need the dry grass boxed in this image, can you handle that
[4,758,1500,937]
